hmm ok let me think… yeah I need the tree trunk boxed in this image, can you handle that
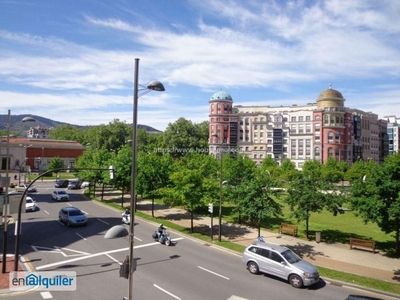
[151,194,154,218]
[306,216,309,240]
[190,211,194,233]
[396,225,400,256]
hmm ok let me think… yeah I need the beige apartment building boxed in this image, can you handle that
[209,86,389,169]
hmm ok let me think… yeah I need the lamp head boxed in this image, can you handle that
[22,117,36,122]
[147,80,165,92]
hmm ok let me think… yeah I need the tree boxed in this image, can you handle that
[47,157,64,170]
[350,153,400,255]
[236,168,282,237]
[49,124,84,142]
[159,153,218,233]
[136,151,173,216]
[285,160,326,239]
[162,118,209,158]
[83,119,130,152]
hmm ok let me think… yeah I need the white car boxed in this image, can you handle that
[80,181,90,188]
[51,190,70,201]
[16,184,37,193]
[25,196,37,212]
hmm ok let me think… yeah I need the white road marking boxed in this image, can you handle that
[81,210,88,215]
[154,284,181,300]
[228,296,249,300]
[40,291,53,299]
[106,253,122,265]
[36,241,162,270]
[31,246,90,257]
[134,236,142,241]
[97,218,109,225]
[76,233,86,240]
[67,203,73,207]
[197,266,230,280]
[43,210,50,215]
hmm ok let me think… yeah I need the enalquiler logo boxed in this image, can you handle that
[10,271,77,291]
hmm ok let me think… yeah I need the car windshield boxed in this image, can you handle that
[58,191,67,195]
[69,210,83,216]
[281,249,301,263]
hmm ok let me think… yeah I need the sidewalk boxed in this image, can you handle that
[137,201,400,287]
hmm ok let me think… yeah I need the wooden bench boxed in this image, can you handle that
[279,223,298,237]
[349,238,376,253]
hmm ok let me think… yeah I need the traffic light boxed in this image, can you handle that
[208,203,213,213]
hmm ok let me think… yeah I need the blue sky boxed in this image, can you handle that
[1,0,399,131]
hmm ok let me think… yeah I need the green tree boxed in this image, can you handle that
[83,119,130,152]
[159,153,218,233]
[136,151,173,216]
[286,160,326,239]
[350,153,400,255]
[49,124,84,142]
[162,118,209,158]
[47,157,64,170]
[236,168,283,236]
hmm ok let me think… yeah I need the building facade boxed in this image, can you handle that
[384,116,400,155]
[209,86,389,169]
[0,137,85,173]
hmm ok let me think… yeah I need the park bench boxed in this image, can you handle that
[349,237,376,253]
[279,223,298,237]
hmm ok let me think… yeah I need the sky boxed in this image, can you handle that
[1,0,399,131]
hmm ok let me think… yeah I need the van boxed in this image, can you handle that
[242,241,319,288]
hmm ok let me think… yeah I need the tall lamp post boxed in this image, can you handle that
[1,113,35,273]
[127,58,165,300]
[211,134,224,242]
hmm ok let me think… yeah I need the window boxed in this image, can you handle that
[291,116,296,122]
[306,116,311,121]
[299,116,304,122]
[270,251,284,263]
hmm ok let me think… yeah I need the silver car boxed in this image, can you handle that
[59,207,87,227]
[242,241,319,288]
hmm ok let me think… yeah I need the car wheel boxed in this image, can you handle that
[165,239,171,246]
[289,274,303,288]
[247,262,259,274]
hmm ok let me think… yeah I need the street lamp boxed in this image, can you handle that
[211,133,224,242]
[1,113,35,273]
[127,58,164,300]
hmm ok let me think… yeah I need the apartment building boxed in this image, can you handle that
[385,116,400,155]
[209,86,388,169]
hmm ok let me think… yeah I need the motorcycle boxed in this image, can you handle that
[152,227,172,246]
[122,210,130,224]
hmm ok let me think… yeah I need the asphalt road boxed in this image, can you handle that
[3,181,392,300]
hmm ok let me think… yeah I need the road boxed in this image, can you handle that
[2,181,393,300]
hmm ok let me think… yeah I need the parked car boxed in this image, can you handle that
[55,180,69,188]
[242,241,319,288]
[51,190,70,201]
[58,206,87,226]
[68,180,81,190]
[15,184,37,193]
[0,184,3,194]
[25,196,37,212]
[80,181,90,188]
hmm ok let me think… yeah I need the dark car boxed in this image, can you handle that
[68,180,81,190]
[55,180,69,188]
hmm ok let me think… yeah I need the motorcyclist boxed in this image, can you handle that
[157,223,165,239]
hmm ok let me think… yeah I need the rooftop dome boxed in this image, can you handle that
[318,87,344,100]
[210,90,232,101]
[316,84,345,108]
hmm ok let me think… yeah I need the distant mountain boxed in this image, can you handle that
[0,114,161,136]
